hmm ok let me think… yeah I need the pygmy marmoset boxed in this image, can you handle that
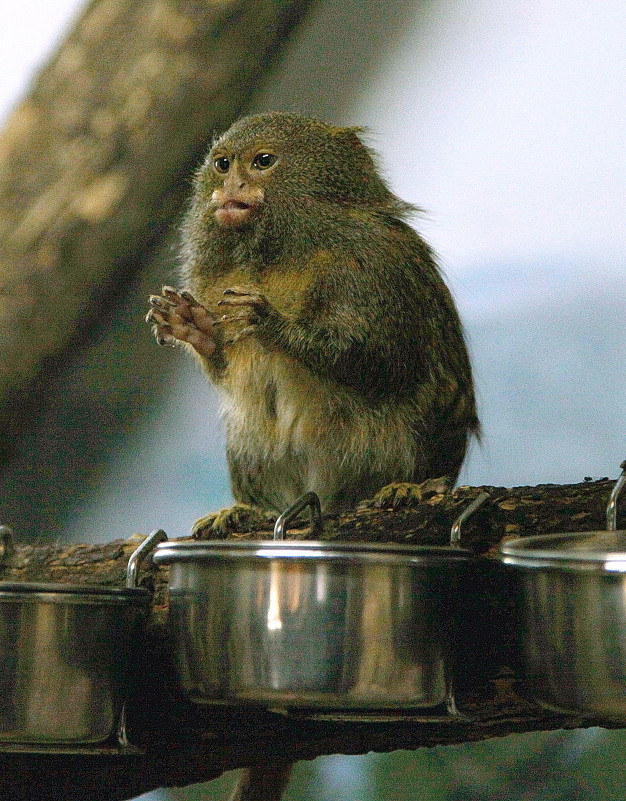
[146,112,479,536]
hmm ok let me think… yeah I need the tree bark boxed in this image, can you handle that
[0,478,623,801]
[0,0,316,458]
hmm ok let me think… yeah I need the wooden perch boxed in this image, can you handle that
[0,0,315,454]
[0,477,624,801]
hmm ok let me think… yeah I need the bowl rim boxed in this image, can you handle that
[501,529,626,571]
[0,581,150,602]
[153,539,471,565]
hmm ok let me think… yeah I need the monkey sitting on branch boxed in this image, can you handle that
[147,111,479,539]
[146,112,479,800]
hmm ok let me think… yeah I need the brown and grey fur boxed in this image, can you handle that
[147,111,479,801]
[149,112,479,522]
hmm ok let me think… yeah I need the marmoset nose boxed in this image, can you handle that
[224,163,247,192]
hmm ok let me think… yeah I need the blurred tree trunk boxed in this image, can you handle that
[0,0,316,459]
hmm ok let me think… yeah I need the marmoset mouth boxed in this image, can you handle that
[223,200,250,211]
[215,199,257,228]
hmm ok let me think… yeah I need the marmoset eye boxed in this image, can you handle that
[252,153,277,170]
[214,156,230,173]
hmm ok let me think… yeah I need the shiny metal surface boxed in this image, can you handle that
[513,565,626,717]
[273,492,322,540]
[126,528,167,587]
[607,459,626,531]
[155,541,469,710]
[0,588,147,743]
[501,530,626,571]
[502,461,626,718]
[0,526,14,561]
[0,528,163,745]
[450,491,489,544]
[155,539,471,564]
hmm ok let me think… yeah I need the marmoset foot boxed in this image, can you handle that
[359,476,452,510]
[192,503,275,539]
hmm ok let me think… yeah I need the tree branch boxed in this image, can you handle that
[0,478,623,800]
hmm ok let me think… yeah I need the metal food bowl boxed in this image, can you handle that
[0,528,166,748]
[501,461,626,719]
[155,491,488,717]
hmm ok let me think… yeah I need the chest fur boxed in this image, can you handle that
[191,260,319,321]
[218,343,333,459]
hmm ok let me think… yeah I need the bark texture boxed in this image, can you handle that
[0,0,315,456]
[0,478,623,801]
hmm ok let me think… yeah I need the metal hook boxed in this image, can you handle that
[0,525,14,564]
[273,492,323,541]
[126,529,168,588]
[606,460,626,532]
[450,491,490,546]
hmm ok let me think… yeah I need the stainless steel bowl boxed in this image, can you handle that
[0,582,148,744]
[155,492,488,714]
[0,529,166,746]
[501,462,626,718]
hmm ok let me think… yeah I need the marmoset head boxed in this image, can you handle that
[193,112,414,230]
